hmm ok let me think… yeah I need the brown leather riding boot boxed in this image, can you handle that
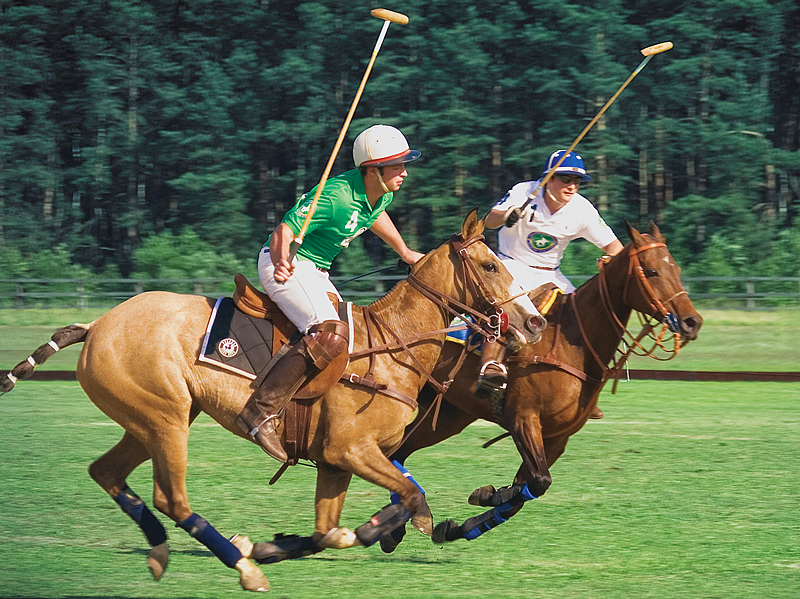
[474,339,507,400]
[236,319,348,461]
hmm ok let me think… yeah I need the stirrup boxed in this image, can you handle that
[475,360,507,399]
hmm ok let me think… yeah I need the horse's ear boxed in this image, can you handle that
[461,208,484,239]
[648,220,666,242]
[624,219,645,245]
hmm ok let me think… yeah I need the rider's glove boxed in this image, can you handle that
[504,207,523,228]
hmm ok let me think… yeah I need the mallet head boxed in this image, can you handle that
[370,8,409,25]
[641,41,673,56]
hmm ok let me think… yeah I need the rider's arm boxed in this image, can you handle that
[269,223,296,282]
[484,208,511,229]
[370,211,424,265]
[603,239,624,256]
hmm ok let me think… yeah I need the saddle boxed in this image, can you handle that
[232,273,350,399]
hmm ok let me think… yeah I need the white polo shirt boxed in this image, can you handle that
[492,179,618,292]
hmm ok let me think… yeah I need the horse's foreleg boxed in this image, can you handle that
[432,483,537,543]
[331,446,432,544]
[88,432,170,580]
[312,463,359,548]
[432,414,551,544]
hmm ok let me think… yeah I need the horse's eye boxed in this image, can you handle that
[483,262,498,273]
[645,268,658,277]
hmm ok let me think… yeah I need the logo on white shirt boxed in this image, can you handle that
[527,232,557,253]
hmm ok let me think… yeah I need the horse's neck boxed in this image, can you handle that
[570,264,632,368]
[361,279,453,350]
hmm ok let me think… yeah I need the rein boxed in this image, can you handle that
[505,239,685,439]
[341,232,506,428]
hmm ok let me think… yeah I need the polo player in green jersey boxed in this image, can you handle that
[236,125,424,459]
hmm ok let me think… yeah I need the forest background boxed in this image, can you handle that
[2,0,799,287]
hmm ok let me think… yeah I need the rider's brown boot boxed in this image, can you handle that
[589,406,604,419]
[474,338,507,400]
[236,319,348,461]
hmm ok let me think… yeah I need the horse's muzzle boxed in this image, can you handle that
[678,313,703,342]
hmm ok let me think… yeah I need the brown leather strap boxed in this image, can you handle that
[284,398,314,466]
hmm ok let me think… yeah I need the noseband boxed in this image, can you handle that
[599,241,685,343]
[406,233,507,342]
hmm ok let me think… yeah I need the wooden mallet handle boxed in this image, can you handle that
[370,8,409,24]
[641,41,673,56]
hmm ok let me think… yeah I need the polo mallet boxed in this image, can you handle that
[287,8,409,262]
[519,41,673,212]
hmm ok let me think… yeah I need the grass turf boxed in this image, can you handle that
[0,380,797,598]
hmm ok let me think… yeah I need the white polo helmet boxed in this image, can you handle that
[353,124,421,167]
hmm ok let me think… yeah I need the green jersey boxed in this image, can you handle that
[270,169,393,270]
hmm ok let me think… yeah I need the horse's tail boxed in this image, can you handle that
[0,323,91,394]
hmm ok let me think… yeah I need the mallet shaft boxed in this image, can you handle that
[288,10,409,261]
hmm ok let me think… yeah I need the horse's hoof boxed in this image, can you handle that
[468,485,497,506]
[379,522,406,553]
[318,527,359,549]
[432,520,464,544]
[229,534,253,559]
[411,497,433,535]
[146,542,169,581]
[235,557,269,592]
[411,512,433,536]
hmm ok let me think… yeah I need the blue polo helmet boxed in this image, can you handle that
[541,150,592,182]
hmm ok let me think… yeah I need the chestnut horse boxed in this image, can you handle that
[0,210,545,592]
[380,221,703,550]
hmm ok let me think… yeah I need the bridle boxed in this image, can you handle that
[406,233,509,342]
[501,239,689,439]
[597,241,685,366]
[343,232,513,425]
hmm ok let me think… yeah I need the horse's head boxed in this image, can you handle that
[411,209,546,347]
[616,221,703,343]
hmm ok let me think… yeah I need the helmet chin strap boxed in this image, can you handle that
[545,183,567,206]
[376,168,391,194]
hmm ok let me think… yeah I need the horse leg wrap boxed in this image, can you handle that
[355,503,412,547]
[462,483,537,541]
[177,513,242,568]
[250,533,323,564]
[389,460,425,505]
[113,486,168,547]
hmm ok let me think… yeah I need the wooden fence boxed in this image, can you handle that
[1,275,799,309]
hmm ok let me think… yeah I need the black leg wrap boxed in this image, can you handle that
[355,503,412,547]
[378,522,407,554]
[251,533,323,564]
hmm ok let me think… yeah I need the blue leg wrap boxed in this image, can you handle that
[113,486,168,547]
[177,513,242,569]
[390,460,425,505]
[463,483,537,541]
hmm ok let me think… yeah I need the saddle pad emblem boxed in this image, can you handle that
[217,338,239,358]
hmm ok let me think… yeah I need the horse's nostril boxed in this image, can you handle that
[681,316,702,338]
[527,315,546,334]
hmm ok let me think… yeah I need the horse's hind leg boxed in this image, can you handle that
[146,428,269,592]
[88,432,170,580]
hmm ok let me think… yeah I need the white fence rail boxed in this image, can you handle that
[1,275,799,309]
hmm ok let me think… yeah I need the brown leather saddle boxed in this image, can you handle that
[232,273,349,400]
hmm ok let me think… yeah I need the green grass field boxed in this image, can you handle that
[2,306,799,372]
[0,378,798,598]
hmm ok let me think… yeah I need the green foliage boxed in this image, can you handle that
[131,228,248,279]
[0,0,798,282]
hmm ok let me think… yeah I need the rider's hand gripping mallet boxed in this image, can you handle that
[516,42,674,215]
[287,9,409,262]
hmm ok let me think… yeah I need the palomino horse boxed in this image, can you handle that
[380,221,703,550]
[0,210,545,592]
